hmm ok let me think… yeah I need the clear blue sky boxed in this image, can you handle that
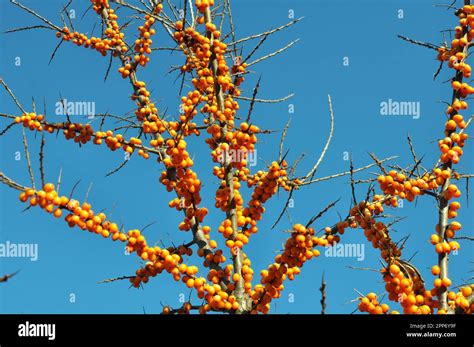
[0,0,472,314]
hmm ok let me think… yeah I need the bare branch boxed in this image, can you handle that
[10,0,63,31]
[22,128,35,189]
[303,94,335,182]
[247,39,299,67]
[320,273,327,314]
[228,17,303,46]
[297,156,398,186]
[0,78,26,113]
[234,93,294,104]
[0,270,20,283]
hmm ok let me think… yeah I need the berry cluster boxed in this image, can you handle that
[14,113,45,131]
[251,224,321,313]
[358,293,391,314]
[58,1,127,56]
[133,14,157,67]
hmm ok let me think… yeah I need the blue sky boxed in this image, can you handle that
[0,0,472,314]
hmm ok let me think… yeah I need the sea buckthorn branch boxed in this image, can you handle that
[446,285,474,314]
[4,0,334,314]
[250,202,335,313]
[295,155,398,187]
[245,39,300,68]
[161,302,206,315]
[167,2,252,312]
[227,17,303,47]
[357,293,393,314]
[14,180,240,313]
[134,25,233,294]
[376,169,445,204]
[432,2,472,312]
[0,171,28,192]
[3,112,158,159]
[91,1,223,276]
[1,86,227,298]
[0,79,37,190]
[197,1,373,313]
[199,1,281,312]
[238,160,292,239]
[320,274,327,314]
[102,8,225,262]
[197,9,303,312]
[210,54,250,312]
[271,152,397,230]
[110,0,176,37]
[317,192,431,314]
[233,93,295,104]
[171,4,298,288]
[328,158,469,315]
[316,157,469,313]
[9,0,63,32]
[94,1,169,134]
[52,1,175,145]
[251,224,323,313]
[4,0,470,316]
[39,0,170,138]
[132,10,160,68]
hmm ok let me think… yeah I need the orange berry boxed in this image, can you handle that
[431,265,441,276]
[43,183,55,193]
[430,234,440,245]
[389,264,400,275]
[461,286,472,297]
[53,209,63,218]
[442,278,452,287]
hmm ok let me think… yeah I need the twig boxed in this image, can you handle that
[56,168,63,194]
[10,0,63,31]
[297,156,398,186]
[105,158,130,177]
[0,270,20,283]
[320,273,326,315]
[305,199,340,228]
[0,78,26,113]
[22,128,35,189]
[98,275,135,284]
[279,118,291,162]
[271,186,294,230]
[407,134,421,177]
[246,76,261,123]
[368,152,389,175]
[397,35,439,50]
[0,172,27,191]
[304,95,335,182]
[39,134,46,187]
[247,39,299,67]
[234,93,294,104]
[228,17,303,46]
